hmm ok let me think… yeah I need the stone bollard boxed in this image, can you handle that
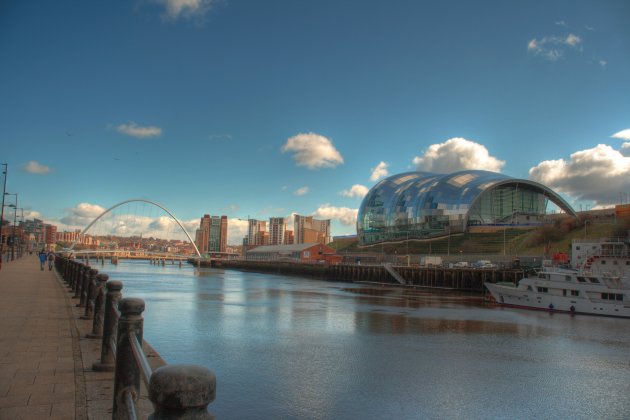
[149,364,216,420]
[73,263,84,299]
[93,281,123,372]
[77,266,90,307]
[87,274,109,339]
[112,298,145,418]
[81,269,99,320]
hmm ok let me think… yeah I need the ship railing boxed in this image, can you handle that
[55,255,216,419]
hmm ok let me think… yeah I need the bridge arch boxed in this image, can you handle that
[69,199,201,257]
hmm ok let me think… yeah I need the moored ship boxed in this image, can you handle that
[485,237,630,318]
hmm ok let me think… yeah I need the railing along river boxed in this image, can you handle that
[55,256,216,419]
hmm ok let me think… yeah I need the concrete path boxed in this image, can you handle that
[0,255,165,419]
[0,254,86,419]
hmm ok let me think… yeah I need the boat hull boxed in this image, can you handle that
[485,282,630,319]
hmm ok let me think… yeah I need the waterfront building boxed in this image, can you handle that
[269,217,287,245]
[284,229,294,245]
[245,242,341,264]
[196,215,228,254]
[247,219,268,246]
[357,170,577,245]
[294,215,331,245]
[44,224,57,245]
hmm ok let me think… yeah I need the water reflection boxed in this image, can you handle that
[100,260,630,419]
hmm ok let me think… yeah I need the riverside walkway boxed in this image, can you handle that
[0,255,116,419]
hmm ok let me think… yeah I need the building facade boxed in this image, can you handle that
[293,215,331,245]
[269,217,287,245]
[196,214,228,254]
[247,219,268,246]
[357,170,577,245]
[245,243,341,264]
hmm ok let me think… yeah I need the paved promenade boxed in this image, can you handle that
[0,255,165,419]
[0,254,91,419]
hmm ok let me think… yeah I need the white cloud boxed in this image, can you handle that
[156,0,214,20]
[370,161,389,181]
[294,186,309,196]
[529,144,630,205]
[24,161,51,174]
[413,137,505,173]
[555,20,567,27]
[227,218,248,245]
[60,203,106,227]
[56,202,202,241]
[599,60,607,68]
[565,33,581,46]
[611,129,630,141]
[313,205,358,226]
[527,33,582,61]
[281,132,344,169]
[23,210,42,219]
[115,122,162,139]
[621,142,630,157]
[339,184,369,199]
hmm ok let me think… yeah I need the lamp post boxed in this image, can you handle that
[5,194,18,261]
[0,164,7,269]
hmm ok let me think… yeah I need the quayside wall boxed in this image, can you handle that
[194,259,525,293]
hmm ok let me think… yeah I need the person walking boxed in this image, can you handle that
[38,250,46,271]
[47,251,55,271]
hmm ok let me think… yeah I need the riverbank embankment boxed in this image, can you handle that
[194,259,525,292]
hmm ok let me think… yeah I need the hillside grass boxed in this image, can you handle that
[331,217,629,257]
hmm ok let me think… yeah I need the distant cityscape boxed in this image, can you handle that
[0,212,332,257]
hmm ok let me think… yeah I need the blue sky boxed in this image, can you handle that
[1,0,629,243]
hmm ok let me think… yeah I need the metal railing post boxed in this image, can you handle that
[87,274,109,339]
[77,266,91,307]
[81,268,99,319]
[73,263,83,298]
[149,364,216,419]
[93,280,123,372]
[113,298,145,419]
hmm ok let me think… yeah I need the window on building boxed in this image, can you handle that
[537,287,548,293]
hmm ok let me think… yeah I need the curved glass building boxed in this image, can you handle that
[357,170,576,244]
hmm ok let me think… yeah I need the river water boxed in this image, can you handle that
[99,260,630,419]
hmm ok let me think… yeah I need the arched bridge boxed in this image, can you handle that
[67,199,201,259]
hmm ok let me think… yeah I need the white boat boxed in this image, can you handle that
[485,237,630,318]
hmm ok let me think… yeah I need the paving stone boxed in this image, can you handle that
[0,403,52,419]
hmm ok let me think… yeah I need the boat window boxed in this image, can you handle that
[538,273,546,279]
[562,289,567,296]
[576,246,581,250]
[527,285,532,291]
[601,260,606,265]
[613,260,618,265]
[537,287,548,293]
[602,293,624,301]
[589,278,600,284]
[577,277,587,283]
[626,261,630,266]
[565,275,571,281]
[571,290,579,296]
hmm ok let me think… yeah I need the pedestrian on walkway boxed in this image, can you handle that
[38,250,47,270]
[47,251,55,271]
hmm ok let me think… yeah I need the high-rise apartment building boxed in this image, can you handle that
[195,214,228,254]
[293,215,331,245]
[284,229,294,245]
[269,217,287,245]
[247,219,268,246]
